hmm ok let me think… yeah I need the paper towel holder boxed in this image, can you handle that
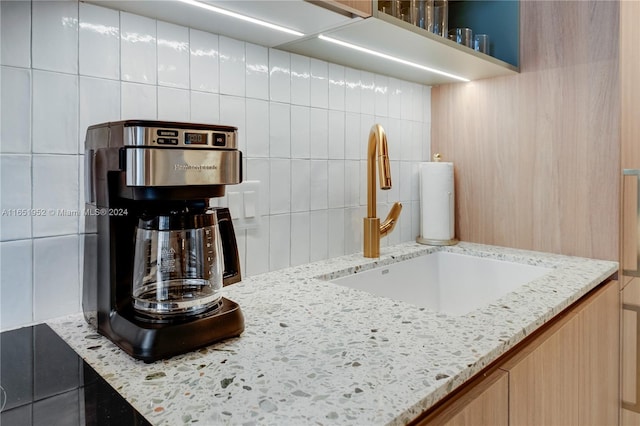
[416,153,458,246]
[416,236,458,246]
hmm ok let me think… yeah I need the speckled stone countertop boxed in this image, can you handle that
[48,242,617,425]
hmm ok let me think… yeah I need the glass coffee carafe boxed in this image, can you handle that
[132,207,224,318]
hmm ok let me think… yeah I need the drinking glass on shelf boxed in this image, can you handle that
[474,34,490,54]
[433,0,448,37]
[456,28,473,48]
[421,0,435,31]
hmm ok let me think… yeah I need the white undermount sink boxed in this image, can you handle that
[330,251,553,316]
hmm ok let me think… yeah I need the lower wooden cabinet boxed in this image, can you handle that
[502,279,619,426]
[622,277,640,425]
[415,369,508,426]
[415,279,619,426]
[578,278,620,425]
[500,308,581,425]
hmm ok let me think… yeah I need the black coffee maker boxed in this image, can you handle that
[83,120,244,362]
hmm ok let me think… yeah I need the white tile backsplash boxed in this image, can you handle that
[219,95,246,153]
[290,105,310,159]
[328,160,345,209]
[32,155,80,238]
[290,160,310,213]
[246,99,270,158]
[246,216,269,276]
[1,0,31,68]
[290,53,310,106]
[328,110,345,159]
[190,29,219,93]
[1,66,31,153]
[33,235,80,322]
[1,239,33,329]
[190,91,220,124]
[328,63,345,111]
[32,1,78,74]
[344,112,360,160]
[269,159,291,214]
[309,210,328,262]
[245,43,269,100]
[345,68,361,114]
[374,74,389,117]
[401,80,414,121]
[309,160,328,211]
[309,108,328,159]
[246,158,270,216]
[344,160,360,207]
[0,1,430,331]
[327,208,345,258]
[269,102,291,158]
[32,70,78,154]
[309,58,328,109]
[157,21,189,89]
[121,12,157,84]
[79,3,120,80]
[121,81,157,120]
[344,206,363,254]
[290,212,310,266]
[219,36,245,97]
[158,87,190,121]
[269,214,291,271]
[400,203,413,243]
[0,155,32,241]
[389,78,403,119]
[269,49,290,103]
[79,76,120,150]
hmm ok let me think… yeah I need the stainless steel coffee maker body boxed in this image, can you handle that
[83,120,244,362]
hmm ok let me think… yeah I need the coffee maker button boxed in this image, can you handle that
[157,129,179,137]
[157,138,179,145]
[213,133,226,147]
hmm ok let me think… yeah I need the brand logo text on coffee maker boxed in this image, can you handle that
[174,163,218,171]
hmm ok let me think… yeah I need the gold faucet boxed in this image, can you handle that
[364,124,402,258]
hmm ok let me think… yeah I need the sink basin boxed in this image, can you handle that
[330,251,553,316]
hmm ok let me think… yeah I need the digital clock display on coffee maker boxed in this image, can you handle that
[184,132,208,145]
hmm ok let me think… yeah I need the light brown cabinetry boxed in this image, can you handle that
[500,310,580,425]
[577,279,620,425]
[414,280,619,426]
[415,369,508,426]
[501,280,619,426]
[620,1,640,423]
[622,278,640,425]
[327,0,372,17]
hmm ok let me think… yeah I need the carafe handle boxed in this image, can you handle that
[216,207,242,286]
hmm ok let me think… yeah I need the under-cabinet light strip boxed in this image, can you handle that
[318,34,471,83]
[177,0,305,37]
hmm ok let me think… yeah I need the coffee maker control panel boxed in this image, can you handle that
[142,126,236,149]
[86,120,238,151]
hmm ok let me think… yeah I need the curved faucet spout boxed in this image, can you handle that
[364,124,403,258]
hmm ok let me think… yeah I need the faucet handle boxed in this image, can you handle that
[380,202,402,237]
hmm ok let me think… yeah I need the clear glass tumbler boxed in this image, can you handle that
[132,210,224,318]
[433,0,448,37]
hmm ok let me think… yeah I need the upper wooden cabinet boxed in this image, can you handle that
[89,0,519,86]
[326,0,373,17]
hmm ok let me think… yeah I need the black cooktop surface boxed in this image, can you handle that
[0,324,150,426]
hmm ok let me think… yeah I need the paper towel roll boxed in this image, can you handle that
[419,162,455,243]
